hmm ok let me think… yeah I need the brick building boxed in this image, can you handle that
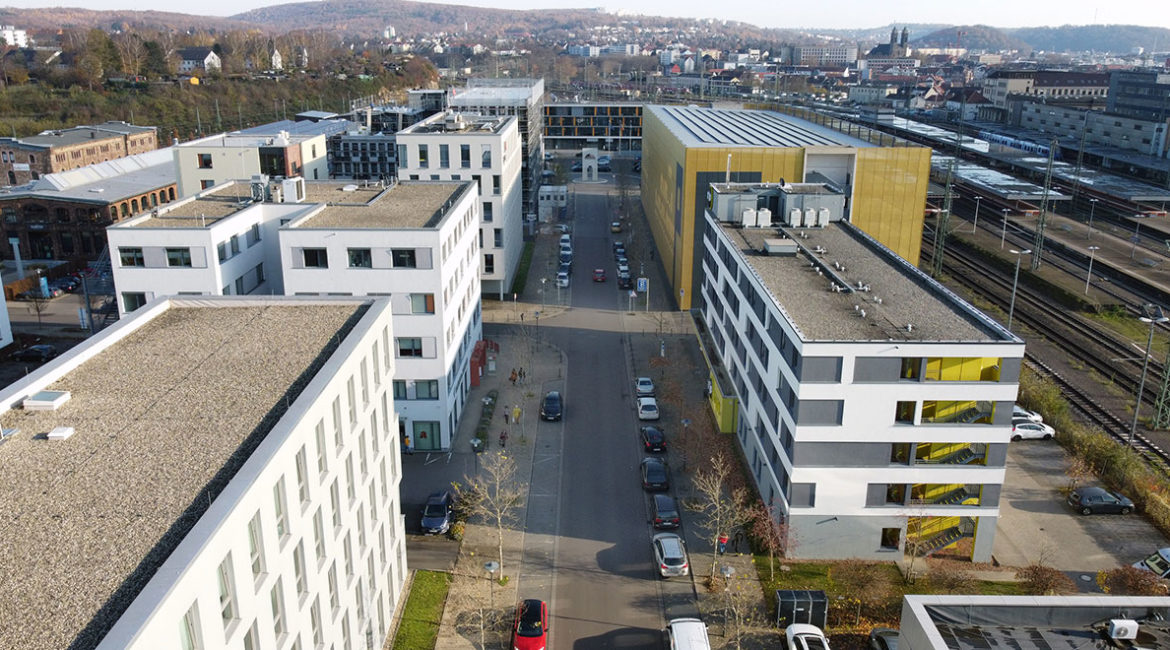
[0,121,158,186]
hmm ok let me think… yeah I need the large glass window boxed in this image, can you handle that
[348,248,372,268]
[166,247,192,267]
[303,248,328,268]
[397,337,423,357]
[460,144,471,168]
[391,248,417,268]
[439,144,450,168]
[119,247,144,267]
[410,293,435,314]
[418,144,429,168]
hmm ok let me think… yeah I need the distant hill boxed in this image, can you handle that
[914,25,1030,52]
[1007,24,1170,53]
[0,7,247,32]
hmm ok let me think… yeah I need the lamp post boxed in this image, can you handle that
[1007,249,1031,331]
[1084,246,1100,294]
[484,560,500,634]
[1087,198,1098,239]
[721,564,735,639]
[1130,305,1168,445]
[971,195,982,233]
[540,277,546,310]
[1000,209,1011,249]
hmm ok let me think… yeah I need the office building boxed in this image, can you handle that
[699,182,1024,561]
[981,70,1110,108]
[794,46,859,66]
[641,105,930,310]
[395,111,523,297]
[451,78,544,218]
[0,295,407,650]
[543,103,643,151]
[1107,70,1170,122]
[0,121,158,186]
[174,130,329,197]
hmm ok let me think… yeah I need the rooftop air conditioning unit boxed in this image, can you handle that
[1109,619,1138,640]
[741,208,758,227]
[757,207,772,228]
[788,208,802,227]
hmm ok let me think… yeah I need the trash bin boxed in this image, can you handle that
[775,589,827,629]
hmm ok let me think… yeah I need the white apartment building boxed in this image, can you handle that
[0,295,407,650]
[700,183,1024,562]
[175,131,329,197]
[0,25,28,47]
[107,180,313,313]
[279,181,483,451]
[395,111,522,297]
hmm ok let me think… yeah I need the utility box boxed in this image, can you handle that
[775,590,828,629]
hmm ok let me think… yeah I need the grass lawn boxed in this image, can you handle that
[392,570,452,650]
[508,241,536,296]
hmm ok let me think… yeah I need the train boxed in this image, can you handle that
[977,130,1062,160]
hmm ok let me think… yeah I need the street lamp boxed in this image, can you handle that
[1084,246,1100,294]
[721,564,735,639]
[484,560,500,631]
[1007,249,1031,331]
[971,195,982,233]
[1130,304,1168,444]
[1000,209,1011,249]
[1087,198,1098,239]
[540,277,547,310]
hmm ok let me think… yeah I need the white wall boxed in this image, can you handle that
[174,140,262,198]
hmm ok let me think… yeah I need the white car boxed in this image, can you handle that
[637,397,660,421]
[652,533,689,577]
[786,624,830,650]
[1134,547,1170,577]
[1013,405,1043,423]
[1011,421,1055,441]
[636,377,655,397]
[556,271,570,288]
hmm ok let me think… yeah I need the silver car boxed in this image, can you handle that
[652,533,689,578]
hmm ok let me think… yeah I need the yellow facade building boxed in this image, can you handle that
[641,105,931,309]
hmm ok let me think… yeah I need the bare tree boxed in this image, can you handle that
[452,450,525,573]
[690,450,752,578]
[746,498,791,580]
[112,32,146,76]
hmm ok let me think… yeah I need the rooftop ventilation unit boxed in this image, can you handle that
[757,207,773,228]
[1109,620,1138,640]
[23,390,71,411]
[763,238,798,256]
[47,426,75,441]
[741,208,758,227]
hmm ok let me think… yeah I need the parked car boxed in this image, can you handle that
[652,532,689,577]
[420,491,454,535]
[554,224,571,234]
[559,261,573,277]
[593,268,607,282]
[1134,547,1170,577]
[618,273,634,290]
[1068,486,1134,515]
[557,271,570,288]
[11,344,57,363]
[640,425,666,452]
[559,233,572,246]
[652,493,680,529]
[612,240,625,254]
[511,599,549,650]
[598,155,612,165]
[636,376,655,397]
[540,391,563,421]
[610,220,622,233]
[786,623,831,650]
[571,161,582,172]
[617,261,630,276]
[637,397,660,420]
[1011,421,1055,440]
[640,457,670,491]
[1013,405,1043,423]
[598,163,612,172]
[868,628,898,650]
[559,250,573,265]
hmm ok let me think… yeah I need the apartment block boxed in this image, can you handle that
[0,295,407,650]
[543,103,643,152]
[1107,70,1170,121]
[699,183,1024,561]
[0,121,158,186]
[174,130,328,197]
[395,111,523,296]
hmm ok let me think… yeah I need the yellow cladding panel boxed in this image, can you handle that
[851,147,931,265]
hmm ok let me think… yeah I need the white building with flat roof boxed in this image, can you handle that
[699,183,1025,562]
[0,295,406,650]
[174,131,328,197]
[279,181,483,451]
[395,111,522,297]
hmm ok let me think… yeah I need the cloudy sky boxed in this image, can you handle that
[4,0,1169,30]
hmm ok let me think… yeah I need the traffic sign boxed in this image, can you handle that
[637,277,648,292]
[628,290,637,298]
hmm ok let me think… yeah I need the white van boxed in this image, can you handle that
[666,618,710,650]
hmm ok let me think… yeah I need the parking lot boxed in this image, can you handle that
[994,440,1168,575]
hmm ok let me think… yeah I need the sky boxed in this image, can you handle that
[3,0,1170,31]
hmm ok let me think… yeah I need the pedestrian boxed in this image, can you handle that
[520,312,525,322]
[403,435,413,455]
[510,369,517,385]
[504,410,510,424]
[499,430,508,448]
[733,529,745,554]
[519,367,526,383]
[717,533,729,555]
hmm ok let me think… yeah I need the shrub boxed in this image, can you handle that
[830,559,891,606]
[928,563,977,594]
[1017,564,1076,595]
[448,521,465,541]
[1097,566,1170,596]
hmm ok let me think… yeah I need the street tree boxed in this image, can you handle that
[452,450,525,574]
[690,449,753,577]
[746,498,791,580]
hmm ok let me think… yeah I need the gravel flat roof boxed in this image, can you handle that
[302,181,386,205]
[136,186,252,227]
[0,302,366,650]
[718,222,997,342]
[299,182,467,229]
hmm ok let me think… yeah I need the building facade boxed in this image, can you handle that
[1012,99,1169,158]
[640,105,930,310]
[0,295,407,650]
[543,103,643,151]
[0,121,158,186]
[395,112,523,297]
[981,70,1110,108]
[699,183,1024,561]
[176,47,222,73]
[1107,70,1170,121]
[794,46,859,66]
[174,131,328,197]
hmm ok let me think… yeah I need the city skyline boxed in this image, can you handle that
[1,0,1168,32]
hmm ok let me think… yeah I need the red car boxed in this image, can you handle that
[592,268,606,282]
[512,599,548,650]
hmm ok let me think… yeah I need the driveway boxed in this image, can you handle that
[993,441,1167,572]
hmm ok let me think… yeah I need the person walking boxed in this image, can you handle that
[499,430,508,448]
[403,434,413,455]
[510,368,518,385]
[733,529,745,554]
[518,367,526,384]
[717,533,729,555]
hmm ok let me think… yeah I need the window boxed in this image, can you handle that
[330,480,341,528]
[295,447,310,505]
[439,144,450,168]
[410,293,435,314]
[416,380,440,399]
[214,556,238,629]
[200,179,214,190]
[885,484,906,504]
[247,513,265,579]
[493,228,503,247]
[393,380,408,399]
[270,579,287,639]
[315,420,328,476]
[293,541,308,596]
[230,235,240,255]
[333,397,343,448]
[313,508,326,562]
[397,337,423,357]
[328,562,340,611]
[348,248,372,268]
[483,201,493,222]
[310,599,323,646]
[484,253,495,273]
[418,144,429,168]
[895,401,915,424]
[216,241,228,262]
[460,143,471,168]
[247,223,261,246]
[122,291,148,312]
[492,174,501,194]
[303,248,328,268]
[347,377,357,424]
[166,248,192,267]
[880,527,901,550]
[179,603,202,650]
[273,478,289,539]
[391,248,417,268]
[890,443,911,465]
[242,622,259,650]
[481,144,492,167]
[198,153,213,169]
[119,247,144,267]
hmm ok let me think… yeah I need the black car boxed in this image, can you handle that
[640,426,666,452]
[1068,486,1134,515]
[640,457,670,491]
[540,391,563,421]
[612,240,625,253]
[618,273,634,290]
[652,493,680,529]
[559,261,572,276]
[868,628,898,650]
[571,161,582,171]
[420,491,454,535]
[11,344,57,363]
